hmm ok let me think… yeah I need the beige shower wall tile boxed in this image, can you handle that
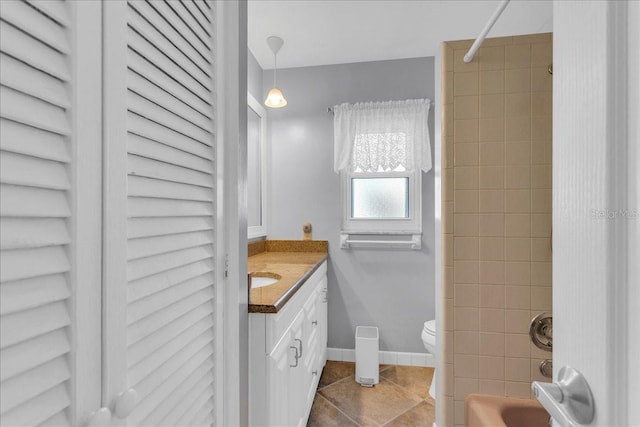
[479,70,505,94]
[506,116,531,141]
[454,377,479,401]
[479,167,504,189]
[455,283,479,307]
[506,261,531,285]
[455,143,479,166]
[506,142,531,165]
[531,67,552,92]
[454,71,479,96]
[506,238,531,262]
[454,119,479,142]
[505,214,531,237]
[479,332,505,356]
[479,237,505,261]
[454,237,479,260]
[506,93,531,117]
[506,286,530,310]
[455,190,478,213]
[454,307,479,331]
[531,141,551,165]
[531,286,552,311]
[479,190,505,213]
[506,357,531,382]
[479,94,505,118]
[532,116,552,140]
[479,118,505,142]
[454,354,479,378]
[532,189,552,213]
[531,262,552,286]
[445,234,454,266]
[454,260,479,283]
[505,334,530,358]
[531,42,552,67]
[454,49,478,72]
[505,190,531,213]
[479,142,505,166]
[505,68,531,93]
[479,283,505,307]
[454,95,479,119]
[478,46,505,70]
[506,381,532,399]
[479,214,505,237]
[479,308,505,333]
[531,213,551,237]
[479,356,505,380]
[531,165,552,188]
[479,263,506,287]
[454,330,479,355]
[454,213,478,236]
[532,92,552,116]
[454,167,479,189]
[505,44,531,68]
[531,238,552,262]
[479,379,506,396]
[505,309,531,334]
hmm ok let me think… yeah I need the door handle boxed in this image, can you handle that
[113,388,138,419]
[294,338,303,358]
[289,345,299,367]
[532,366,594,427]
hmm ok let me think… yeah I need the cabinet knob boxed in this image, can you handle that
[312,370,318,376]
[85,408,111,427]
[114,388,138,419]
[312,320,318,326]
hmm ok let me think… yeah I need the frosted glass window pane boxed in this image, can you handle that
[351,177,409,218]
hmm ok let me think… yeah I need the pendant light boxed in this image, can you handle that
[264,36,287,108]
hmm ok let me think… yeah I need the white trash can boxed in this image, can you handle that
[355,326,379,387]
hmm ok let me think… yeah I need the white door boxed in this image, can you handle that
[0,1,103,425]
[552,1,639,426]
[102,1,219,425]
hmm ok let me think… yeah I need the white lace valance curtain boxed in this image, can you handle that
[332,99,432,173]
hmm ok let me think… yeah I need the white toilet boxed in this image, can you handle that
[421,320,436,399]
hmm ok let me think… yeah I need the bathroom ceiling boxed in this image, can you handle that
[248,0,553,70]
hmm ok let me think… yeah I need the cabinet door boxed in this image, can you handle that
[102,1,218,425]
[0,1,103,425]
[267,310,304,427]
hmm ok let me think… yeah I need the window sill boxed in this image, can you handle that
[339,232,422,250]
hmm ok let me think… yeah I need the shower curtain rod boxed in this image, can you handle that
[464,0,511,63]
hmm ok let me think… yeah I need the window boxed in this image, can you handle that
[333,99,431,243]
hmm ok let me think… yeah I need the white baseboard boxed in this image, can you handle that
[326,347,435,367]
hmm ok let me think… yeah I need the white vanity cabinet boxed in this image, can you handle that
[249,261,328,426]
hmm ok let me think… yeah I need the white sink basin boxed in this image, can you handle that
[250,273,282,288]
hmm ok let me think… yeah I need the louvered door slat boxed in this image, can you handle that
[128,197,213,218]
[0,118,70,162]
[128,316,212,386]
[0,19,69,81]
[0,301,70,348]
[128,216,214,239]
[128,231,212,260]
[128,132,212,172]
[0,152,69,190]
[127,258,213,302]
[179,0,211,39]
[0,247,70,282]
[127,301,212,368]
[0,185,70,218]
[164,1,210,52]
[129,1,211,83]
[0,218,70,250]
[0,0,69,54]
[129,175,213,202]
[172,382,213,427]
[24,0,69,27]
[127,273,212,324]
[1,383,71,426]
[186,401,214,427]
[0,53,70,109]
[0,330,70,382]
[191,0,212,24]
[0,86,69,135]
[128,154,213,187]
[160,372,213,427]
[0,274,70,314]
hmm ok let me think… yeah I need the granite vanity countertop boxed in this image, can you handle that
[248,240,328,314]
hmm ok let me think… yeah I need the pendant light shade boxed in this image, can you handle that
[264,36,287,108]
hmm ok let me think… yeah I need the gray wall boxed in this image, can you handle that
[265,58,435,352]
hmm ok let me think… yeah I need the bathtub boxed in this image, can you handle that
[465,394,550,427]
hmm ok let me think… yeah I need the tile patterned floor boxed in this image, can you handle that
[307,361,435,427]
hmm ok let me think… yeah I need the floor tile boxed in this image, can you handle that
[319,361,357,388]
[380,366,435,400]
[319,377,423,426]
[307,394,359,427]
[383,401,436,427]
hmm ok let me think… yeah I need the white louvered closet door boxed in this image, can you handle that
[103,1,218,426]
[0,1,103,426]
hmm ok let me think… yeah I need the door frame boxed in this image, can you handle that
[553,1,639,425]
